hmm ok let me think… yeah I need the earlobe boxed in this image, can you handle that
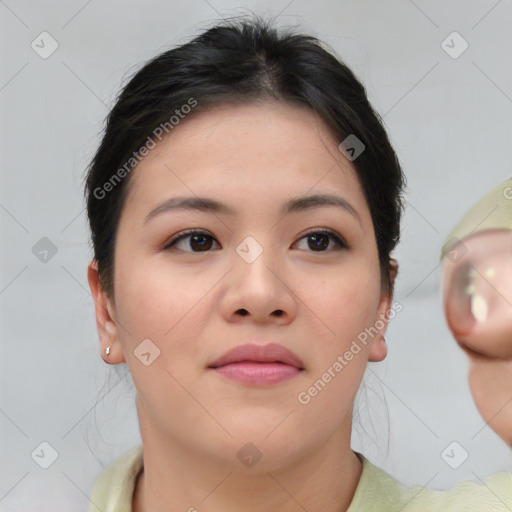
[87,260,125,365]
[368,335,387,362]
[367,293,391,362]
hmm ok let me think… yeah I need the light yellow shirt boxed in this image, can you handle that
[88,444,512,511]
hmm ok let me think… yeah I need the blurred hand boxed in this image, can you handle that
[442,229,512,446]
[465,347,512,446]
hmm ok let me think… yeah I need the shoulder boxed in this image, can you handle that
[88,444,144,512]
[349,451,512,511]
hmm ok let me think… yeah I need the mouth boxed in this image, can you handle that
[207,343,305,386]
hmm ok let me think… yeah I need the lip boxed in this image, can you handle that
[207,343,305,386]
[208,343,305,369]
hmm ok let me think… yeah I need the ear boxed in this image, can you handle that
[368,258,398,363]
[87,260,126,364]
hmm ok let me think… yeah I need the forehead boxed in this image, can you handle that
[121,101,370,223]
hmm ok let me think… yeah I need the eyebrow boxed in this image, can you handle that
[144,193,362,226]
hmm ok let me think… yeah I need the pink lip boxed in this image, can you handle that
[208,343,305,386]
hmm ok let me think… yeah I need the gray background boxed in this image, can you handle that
[1,0,511,509]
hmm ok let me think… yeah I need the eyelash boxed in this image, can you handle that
[162,228,349,253]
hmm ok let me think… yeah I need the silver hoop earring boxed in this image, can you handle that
[105,346,111,356]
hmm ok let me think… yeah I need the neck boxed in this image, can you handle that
[132,426,363,512]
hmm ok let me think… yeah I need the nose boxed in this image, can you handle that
[219,239,297,325]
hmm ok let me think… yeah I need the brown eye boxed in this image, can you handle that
[163,230,219,252]
[295,229,348,252]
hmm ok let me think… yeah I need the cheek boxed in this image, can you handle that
[114,255,213,370]
[293,267,380,427]
[299,260,381,347]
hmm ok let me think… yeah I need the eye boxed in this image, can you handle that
[162,228,349,253]
[294,229,349,252]
[162,230,220,252]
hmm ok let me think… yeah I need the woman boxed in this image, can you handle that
[84,15,512,511]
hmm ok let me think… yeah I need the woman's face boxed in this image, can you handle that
[89,101,393,469]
